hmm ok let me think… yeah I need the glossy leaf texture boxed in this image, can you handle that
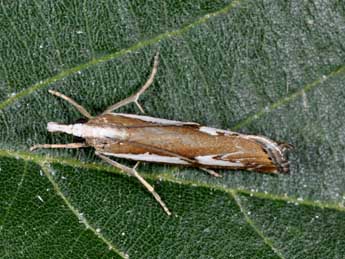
[1,0,345,258]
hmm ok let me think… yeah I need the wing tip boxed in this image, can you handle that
[246,136,293,174]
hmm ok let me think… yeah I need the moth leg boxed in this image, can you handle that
[48,90,93,119]
[30,143,87,151]
[102,51,159,114]
[95,151,171,216]
[199,167,222,178]
[133,161,140,169]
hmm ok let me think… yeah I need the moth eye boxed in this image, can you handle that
[73,118,88,124]
[73,136,85,143]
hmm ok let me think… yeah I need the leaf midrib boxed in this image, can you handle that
[1,62,344,215]
[1,148,344,213]
[2,0,344,257]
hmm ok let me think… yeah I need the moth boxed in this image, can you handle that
[31,52,292,215]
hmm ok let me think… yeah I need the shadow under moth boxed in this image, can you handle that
[31,52,292,215]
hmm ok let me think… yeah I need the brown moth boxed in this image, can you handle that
[31,52,292,215]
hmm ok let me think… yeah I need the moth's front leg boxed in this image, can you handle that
[30,143,87,151]
[102,51,159,114]
[95,151,172,216]
[48,90,93,119]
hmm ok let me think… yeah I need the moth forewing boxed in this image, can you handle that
[31,52,291,215]
[85,113,288,173]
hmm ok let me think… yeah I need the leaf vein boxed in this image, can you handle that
[0,149,344,213]
[0,0,244,111]
[39,163,127,258]
[0,160,28,227]
[230,190,285,259]
[232,65,345,130]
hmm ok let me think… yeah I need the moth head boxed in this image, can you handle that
[47,122,87,138]
[47,121,126,139]
[47,122,71,133]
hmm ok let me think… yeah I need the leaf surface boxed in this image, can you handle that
[1,0,345,258]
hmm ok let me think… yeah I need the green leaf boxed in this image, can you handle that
[1,0,345,258]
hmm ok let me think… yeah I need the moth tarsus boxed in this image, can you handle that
[31,52,291,215]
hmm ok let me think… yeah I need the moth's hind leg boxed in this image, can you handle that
[30,143,87,151]
[199,167,222,177]
[102,51,159,114]
[48,90,93,119]
[95,151,171,216]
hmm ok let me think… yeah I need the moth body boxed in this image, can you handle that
[31,52,292,215]
[48,113,290,174]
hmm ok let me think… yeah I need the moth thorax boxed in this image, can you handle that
[47,122,128,139]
